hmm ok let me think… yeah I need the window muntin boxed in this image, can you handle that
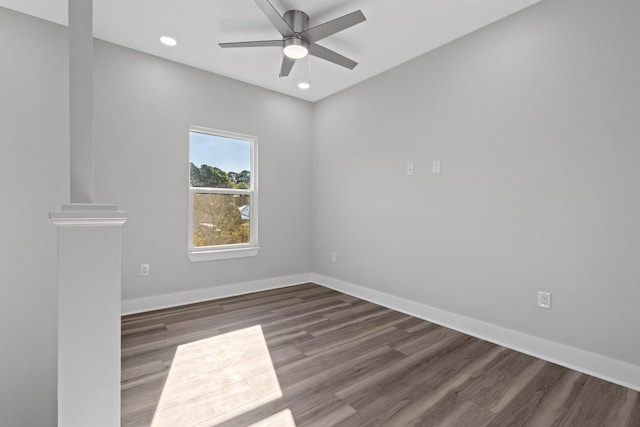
[188,127,258,260]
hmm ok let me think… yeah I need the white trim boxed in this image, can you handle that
[311,273,640,393]
[51,217,127,227]
[121,273,312,315]
[190,187,252,196]
[187,246,260,262]
[190,126,257,142]
[50,204,127,227]
[187,126,258,260]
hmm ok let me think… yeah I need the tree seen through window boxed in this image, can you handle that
[189,130,254,249]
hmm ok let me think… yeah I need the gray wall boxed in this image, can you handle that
[1,6,313,424]
[3,0,639,422]
[0,8,68,426]
[93,41,313,301]
[312,0,640,366]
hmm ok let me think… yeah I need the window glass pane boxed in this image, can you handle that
[189,132,251,189]
[193,193,250,247]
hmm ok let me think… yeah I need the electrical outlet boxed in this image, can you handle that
[406,163,415,176]
[331,252,337,262]
[537,291,551,309]
[140,264,150,276]
[432,160,441,174]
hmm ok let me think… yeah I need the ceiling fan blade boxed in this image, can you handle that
[219,40,284,48]
[309,44,358,70]
[279,56,296,77]
[254,0,296,37]
[300,10,366,43]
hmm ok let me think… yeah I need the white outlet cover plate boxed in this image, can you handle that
[537,291,551,309]
[406,163,415,176]
[432,160,441,174]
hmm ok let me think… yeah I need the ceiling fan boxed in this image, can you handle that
[219,0,366,77]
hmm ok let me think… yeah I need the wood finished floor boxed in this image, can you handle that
[121,283,640,426]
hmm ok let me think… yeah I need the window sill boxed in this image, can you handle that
[188,246,260,262]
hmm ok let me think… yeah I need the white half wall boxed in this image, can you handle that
[312,0,640,372]
[52,206,126,427]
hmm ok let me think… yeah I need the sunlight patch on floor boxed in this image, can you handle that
[151,325,289,426]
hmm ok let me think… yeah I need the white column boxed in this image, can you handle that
[54,0,126,425]
[51,204,127,426]
[69,0,94,203]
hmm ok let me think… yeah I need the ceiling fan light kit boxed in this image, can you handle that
[283,38,308,59]
[219,0,366,77]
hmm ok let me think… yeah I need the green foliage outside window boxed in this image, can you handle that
[191,162,251,247]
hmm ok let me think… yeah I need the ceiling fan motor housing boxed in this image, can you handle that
[283,10,309,59]
[284,10,309,33]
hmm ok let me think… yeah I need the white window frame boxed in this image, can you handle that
[187,126,259,262]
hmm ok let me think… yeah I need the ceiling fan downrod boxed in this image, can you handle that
[283,10,309,33]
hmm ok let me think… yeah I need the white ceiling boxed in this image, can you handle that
[0,0,542,102]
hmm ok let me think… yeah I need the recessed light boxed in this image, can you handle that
[298,82,311,90]
[160,36,177,47]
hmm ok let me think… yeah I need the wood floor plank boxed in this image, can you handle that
[269,295,353,317]
[122,360,167,382]
[335,334,479,411]
[283,346,409,400]
[213,347,406,427]
[608,388,640,426]
[438,400,496,427]
[630,393,640,426]
[380,341,505,426]
[294,396,356,426]
[122,323,168,337]
[394,325,465,355]
[483,362,573,426]
[559,376,638,427]
[122,302,225,330]
[305,306,390,336]
[394,315,435,332]
[336,336,501,426]
[121,283,640,427]
[276,328,409,388]
[261,313,329,340]
[294,319,397,356]
[403,381,494,427]
[321,301,382,323]
[301,403,356,427]
[121,373,166,421]
[459,350,544,411]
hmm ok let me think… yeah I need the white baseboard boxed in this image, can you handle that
[311,273,640,393]
[121,273,312,316]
